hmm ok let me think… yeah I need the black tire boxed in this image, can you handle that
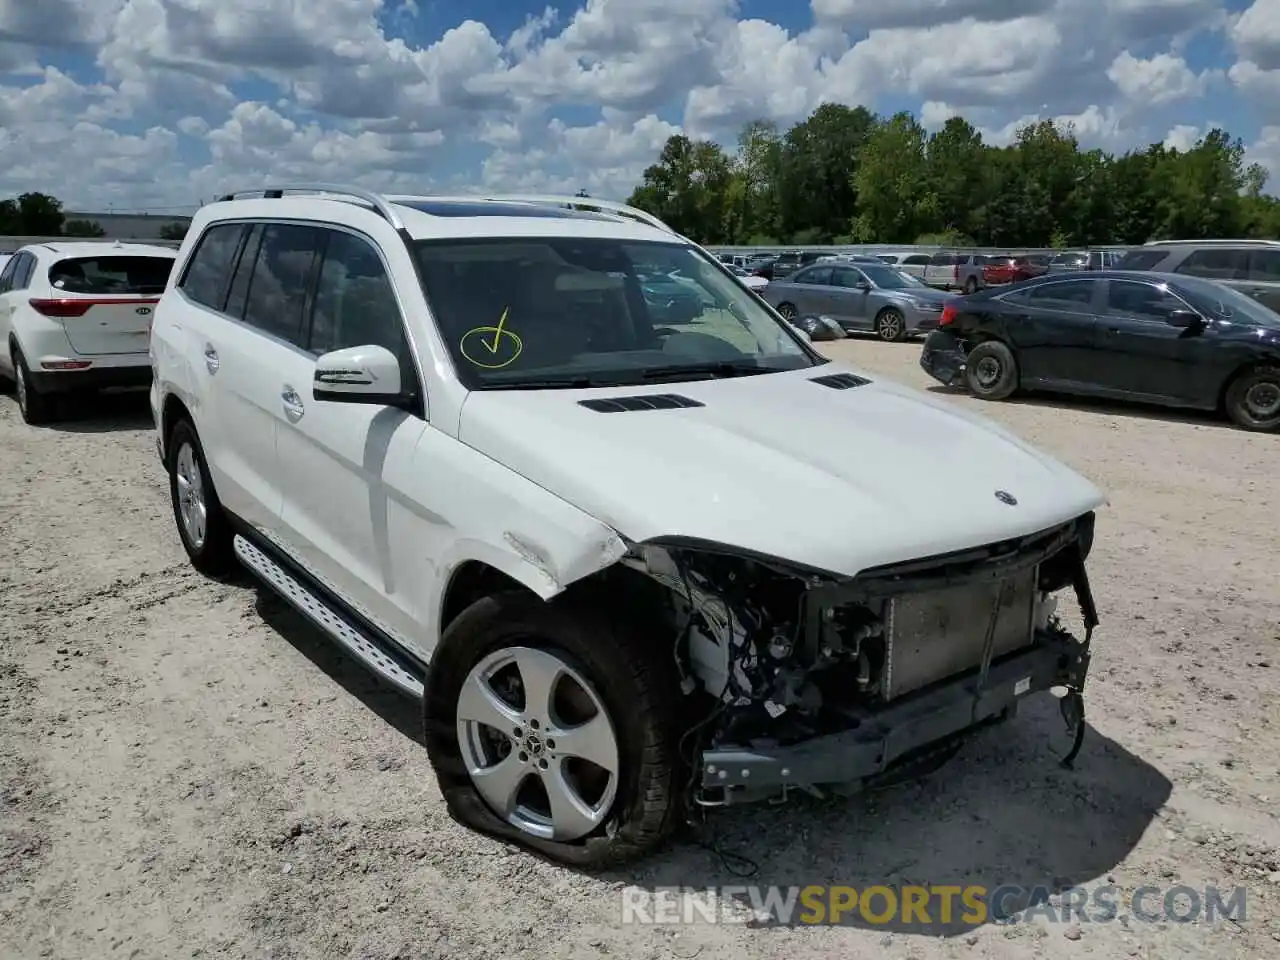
[964,340,1019,400]
[964,277,979,294]
[776,302,798,321]
[166,418,237,577]
[875,307,907,342]
[423,590,683,869]
[12,348,56,425]
[1224,365,1280,432]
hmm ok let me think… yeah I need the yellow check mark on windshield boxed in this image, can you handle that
[485,307,509,353]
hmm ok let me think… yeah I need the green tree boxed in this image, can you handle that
[0,192,65,234]
[628,135,734,243]
[848,112,934,243]
[159,221,189,242]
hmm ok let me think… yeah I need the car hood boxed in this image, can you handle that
[457,365,1106,577]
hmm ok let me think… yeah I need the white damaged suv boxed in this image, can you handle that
[149,187,1105,867]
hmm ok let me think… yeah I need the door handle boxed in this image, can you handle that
[203,344,219,374]
[281,385,305,421]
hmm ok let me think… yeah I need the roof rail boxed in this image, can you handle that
[1144,238,1280,246]
[471,194,676,234]
[214,184,407,231]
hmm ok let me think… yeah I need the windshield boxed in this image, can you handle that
[861,265,923,290]
[1173,275,1280,328]
[413,238,821,389]
[49,255,173,295]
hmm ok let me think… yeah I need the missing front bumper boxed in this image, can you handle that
[699,625,1088,797]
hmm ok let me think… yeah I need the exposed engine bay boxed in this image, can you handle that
[621,512,1099,807]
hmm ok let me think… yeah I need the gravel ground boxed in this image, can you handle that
[1,339,1278,960]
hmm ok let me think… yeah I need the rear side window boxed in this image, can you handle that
[180,223,247,310]
[928,253,955,265]
[793,266,832,285]
[1246,249,1280,281]
[1008,279,1096,308]
[1173,248,1249,280]
[49,255,172,295]
[239,223,324,346]
[1115,250,1167,271]
[904,254,931,265]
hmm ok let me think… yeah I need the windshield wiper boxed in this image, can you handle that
[640,361,770,382]
[480,375,620,390]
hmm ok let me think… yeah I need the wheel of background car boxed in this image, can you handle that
[12,348,56,425]
[776,302,797,320]
[422,590,682,869]
[964,277,979,294]
[166,418,237,576]
[875,307,907,343]
[1224,365,1280,432]
[963,340,1019,401]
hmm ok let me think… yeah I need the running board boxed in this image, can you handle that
[233,535,425,699]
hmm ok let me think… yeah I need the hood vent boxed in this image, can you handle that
[579,393,704,413]
[811,372,870,390]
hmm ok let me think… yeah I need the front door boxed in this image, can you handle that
[1091,278,1206,403]
[274,227,430,649]
[829,266,874,329]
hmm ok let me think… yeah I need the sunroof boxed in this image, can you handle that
[394,200,618,221]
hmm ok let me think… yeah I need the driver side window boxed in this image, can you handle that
[308,230,408,359]
[831,267,866,288]
[1105,280,1185,323]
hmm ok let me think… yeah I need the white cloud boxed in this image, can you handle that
[0,0,1249,210]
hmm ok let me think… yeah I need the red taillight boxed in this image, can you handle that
[29,298,93,318]
[939,302,958,326]
[28,296,159,319]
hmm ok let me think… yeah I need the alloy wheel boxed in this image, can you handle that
[174,441,208,549]
[456,645,620,842]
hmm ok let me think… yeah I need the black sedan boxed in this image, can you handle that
[919,270,1280,432]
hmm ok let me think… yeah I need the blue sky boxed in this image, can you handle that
[1,0,1278,213]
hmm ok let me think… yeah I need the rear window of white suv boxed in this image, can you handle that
[50,256,172,295]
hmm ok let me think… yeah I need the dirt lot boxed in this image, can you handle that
[2,340,1278,960]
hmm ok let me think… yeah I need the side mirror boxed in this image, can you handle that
[856,280,871,290]
[1165,309,1201,328]
[313,345,411,407]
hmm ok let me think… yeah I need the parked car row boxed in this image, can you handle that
[4,189,1109,869]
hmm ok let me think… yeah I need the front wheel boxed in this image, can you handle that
[964,277,979,294]
[423,591,682,868]
[875,308,907,342]
[964,340,1019,400]
[776,302,797,321]
[1225,365,1280,432]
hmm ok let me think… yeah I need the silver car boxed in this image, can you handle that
[763,261,954,341]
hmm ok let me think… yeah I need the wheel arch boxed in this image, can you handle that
[1216,356,1280,412]
[160,391,194,464]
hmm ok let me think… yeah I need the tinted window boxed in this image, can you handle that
[49,256,172,295]
[1115,250,1167,271]
[904,254,931,265]
[308,230,407,357]
[180,223,247,310]
[929,253,955,265]
[1050,253,1086,266]
[1246,249,1280,281]
[0,254,16,292]
[10,253,34,291]
[1106,280,1186,322]
[241,224,323,346]
[831,267,866,288]
[223,225,263,318]
[1173,248,1248,280]
[793,266,832,285]
[1014,279,1096,307]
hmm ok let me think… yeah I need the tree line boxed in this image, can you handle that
[624,105,1280,248]
[0,192,189,241]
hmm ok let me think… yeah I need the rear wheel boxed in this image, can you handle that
[964,340,1019,401]
[1225,365,1280,432]
[963,277,979,294]
[167,419,236,576]
[874,308,907,342]
[423,591,682,869]
[13,349,56,425]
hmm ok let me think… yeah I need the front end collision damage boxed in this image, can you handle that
[619,513,1099,808]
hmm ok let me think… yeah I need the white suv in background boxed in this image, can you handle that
[149,186,1106,868]
[0,241,176,424]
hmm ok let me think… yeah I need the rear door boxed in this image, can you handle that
[993,278,1102,385]
[37,252,174,356]
[779,265,835,315]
